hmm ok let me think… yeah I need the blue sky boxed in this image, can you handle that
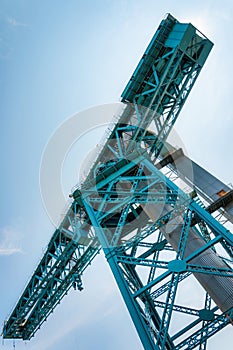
[1,1,233,349]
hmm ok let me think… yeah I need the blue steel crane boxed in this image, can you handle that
[3,13,233,350]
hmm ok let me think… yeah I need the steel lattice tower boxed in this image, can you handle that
[3,13,233,350]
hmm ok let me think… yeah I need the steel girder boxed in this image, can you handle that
[3,13,227,350]
[81,156,233,350]
[2,205,100,340]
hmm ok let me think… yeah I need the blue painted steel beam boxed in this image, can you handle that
[175,307,233,350]
[3,13,225,350]
[3,206,100,340]
[82,201,158,350]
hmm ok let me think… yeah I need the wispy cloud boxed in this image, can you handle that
[0,226,23,256]
[0,246,22,255]
[6,16,29,27]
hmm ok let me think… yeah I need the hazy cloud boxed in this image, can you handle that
[6,16,29,27]
[0,226,23,255]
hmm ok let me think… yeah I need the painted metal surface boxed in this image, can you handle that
[3,13,232,350]
[3,205,100,339]
[79,154,233,349]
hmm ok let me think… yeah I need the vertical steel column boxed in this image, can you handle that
[82,200,156,350]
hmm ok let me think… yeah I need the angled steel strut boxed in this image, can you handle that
[3,13,233,350]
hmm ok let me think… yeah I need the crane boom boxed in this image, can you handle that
[4,14,231,350]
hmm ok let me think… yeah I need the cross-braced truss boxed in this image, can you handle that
[3,13,232,350]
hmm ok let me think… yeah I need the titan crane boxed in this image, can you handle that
[3,13,233,350]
